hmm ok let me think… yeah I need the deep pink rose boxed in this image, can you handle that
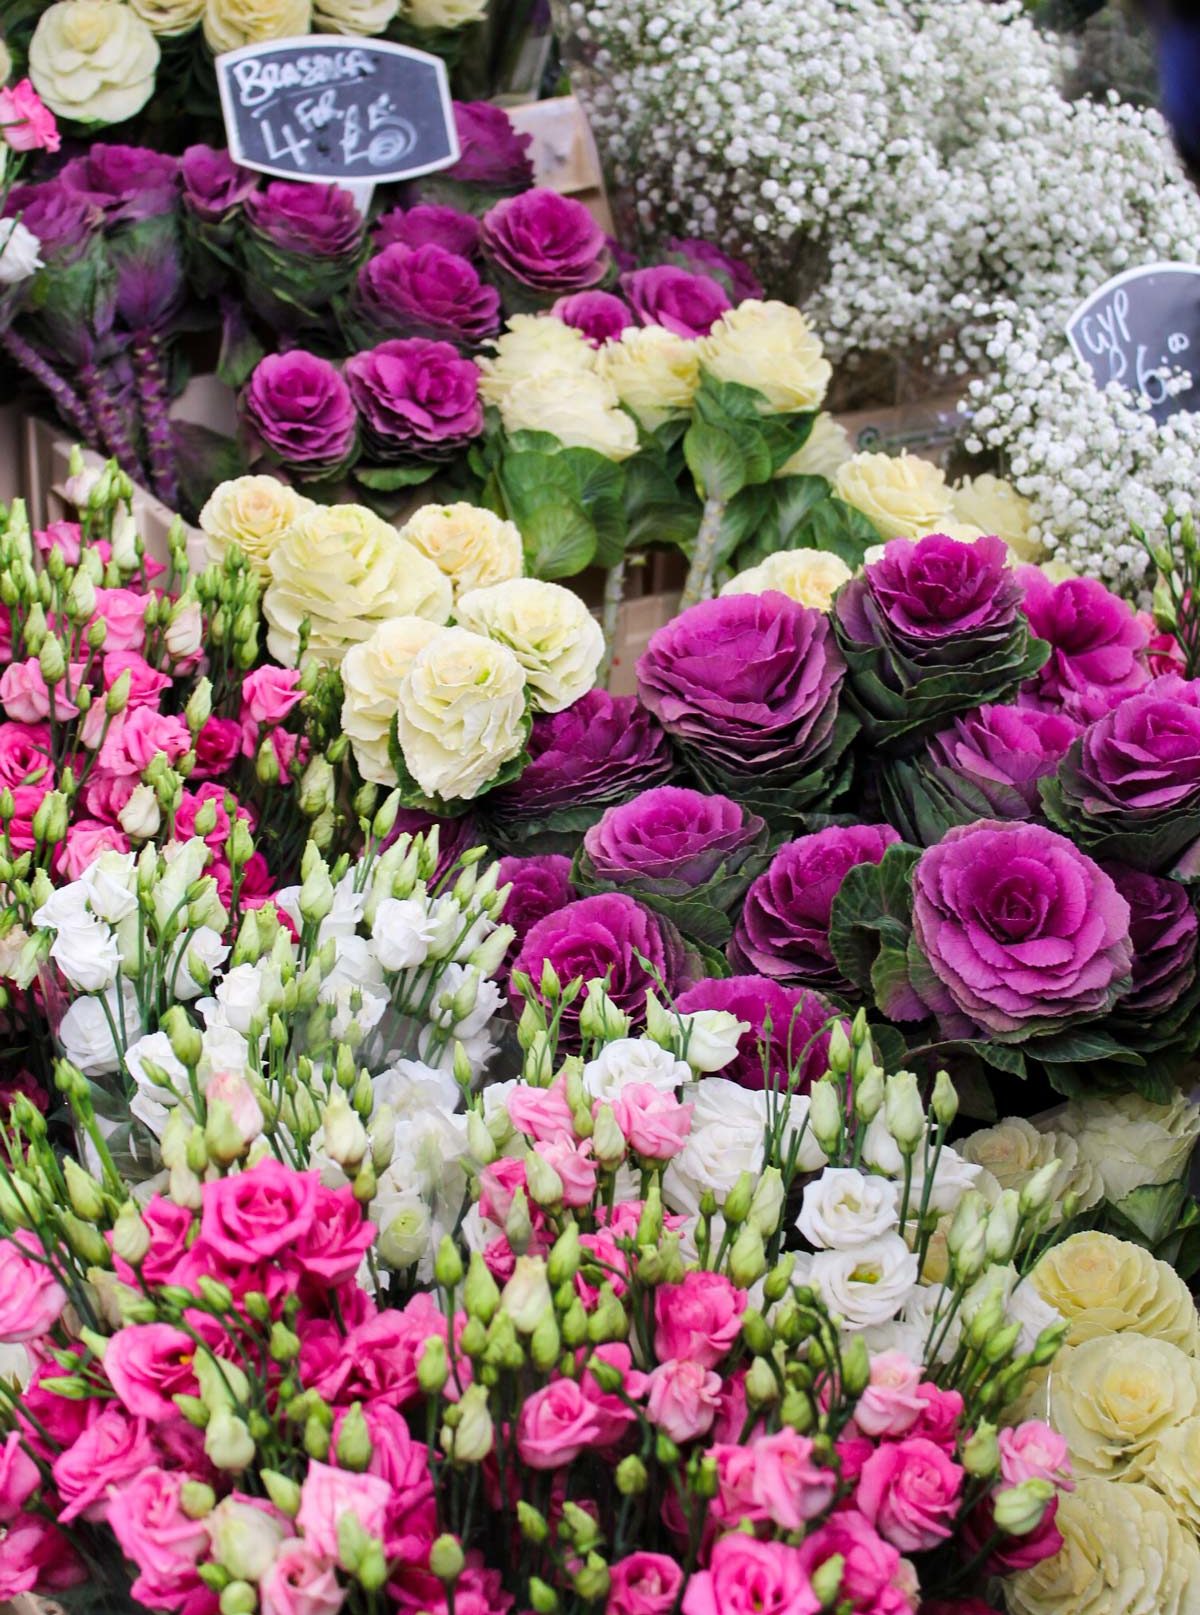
[0,80,60,152]
[56,819,130,879]
[296,1462,390,1568]
[103,1324,198,1419]
[796,1510,899,1607]
[242,666,305,728]
[621,265,731,337]
[481,188,610,293]
[747,1428,836,1530]
[52,1406,158,1522]
[682,1534,818,1615]
[517,1378,605,1468]
[293,1184,375,1283]
[34,519,83,562]
[106,1467,210,1608]
[998,1422,1072,1488]
[0,1231,66,1341]
[110,1195,195,1287]
[611,1083,693,1160]
[199,1159,319,1263]
[261,1537,346,1615]
[855,1438,963,1552]
[193,717,244,779]
[853,1351,927,1438]
[0,1513,86,1598]
[607,1553,683,1615]
[655,1271,746,1368]
[0,1433,39,1520]
[17,1352,101,1457]
[644,1359,723,1443]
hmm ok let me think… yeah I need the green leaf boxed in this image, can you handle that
[1108,1180,1189,1247]
[1031,1028,1146,1065]
[683,420,748,502]
[827,844,924,1010]
[523,502,598,580]
[353,463,439,492]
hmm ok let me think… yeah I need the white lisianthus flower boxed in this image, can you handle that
[341,615,444,786]
[400,503,524,600]
[596,324,701,428]
[498,367,639,462]
[663,1078,823,1219]
[60,990,130,1075]
[796,1167,899,1250]
[698,301,832,413]
[721,549,851,611]
[808,1233,920,1329]
[169,926,230,1001]
[199,476,316,581]
[583,1038,691,1103]
[44,910,119,993]
[476,315,595,408]
[371,897,437,972]
[455,578,603,713]
[374,1059,461,1117]
[29,0,159,124]
[373,1182,433,1270]
[80,850,139,923]
[395,626,527,802]
[673,1009,749,1073]
[0,220,41,286]
[775,412,852,480]
[833,451,955,541]
[126,1032,190,1135]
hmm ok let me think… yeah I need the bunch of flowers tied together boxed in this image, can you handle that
[0,997,1080,1615]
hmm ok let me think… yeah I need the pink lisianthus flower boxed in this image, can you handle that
[0,81,60,152]
[0,659,81,722]
[106,1466,210,1609]
[611,1082,693,1160]
[261,1538,346,1615]
[855,1438,964,1554]
[607,1552,684,1615]
[241,666,305,729]
[0,1513,86,1598]
[55,819,130,878]
[746,1427,837,1531]
[852,1352,927,1438]
[655,1271,747,1369]
[296,1462,390,1569]
[517,1377,606,1468]
[52,1406,158,1522]
[682,1533,819,1615]
[644,1359,723,1444]
[103,1324,199,1420]
[998,1422,1073,1489]
[0,1230,67,1341]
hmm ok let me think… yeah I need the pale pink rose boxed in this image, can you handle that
[99,707,191,776]
[0,80,60,152]
[52,1407,159,1522]
[106,1467,210,1607]
[242,666,304,727]
[56,819,131,878]
[611,1083,693,1160]
[261,1538,346,1615]
[204,1070,265,1147]
[855,1438,963,1553]
[537,1138,599,1207]
[607,1552,683,1615]
[681,1534,818,1615]
[709,1445,766,1529]
[796,1510,899,1607]
[655,1272,746,1369]
[93,588,149,653]
[747,1428,836,1531]
[103,1324,198,1420]
[0,659,79,722]
[0,1513,86,1598]
[517,1378,605,1468]
[0,1231,66,1341]
[507,1078,576,1143]
[0,1433,39,1521]
[853,1352,927,1438]
[296,1462,390,1568]
[998,1422,1073,1490]
[644,1359,723,1444]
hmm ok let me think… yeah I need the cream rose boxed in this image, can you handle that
[400,503,524,599]
[698,300,832,413]
[960,1117,1102,1217]
[264,504,451,668]
[204,0,311,51]
[402,0,486,25]
[721,549,851,610]
[477,315,595,408]
[29,1,159,124]
[596,324,700,428]
[1049,1334,1200,1481]
[498,368,639,462]
[314,0,396,30]
[1142,1412,1200,1535]
[1008,1478,1200,1615]
[128,0,205,34]
[454,579,603,713]
[341,616,444,786]
[395,626,527,802]
[952,472,1039,562]
[776,412,853,480]
[1032,1230,1200,1353]
[1055,1091,1200,1203]
[833,451,956,541]
[199,476,316,581]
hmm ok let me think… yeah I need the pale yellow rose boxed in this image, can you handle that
[953,472,1040,562]
[396,626,527,802]
[314,0,396,30]
[341,616,444,786]
[199,476,316,581]
[204,0,311,52]
[476,315,595,408]
[1032,1230,1200,1353]
[596,325,700,428]
[776,411,852,481]
[833,451,956,541]
[1048,1334,1200,1480]
[1055,1091,1200,1203]
[698,300,831,414]
[1141,1411,1200,1535]
[128,0,205,34]
[29,1,159,124]
[498,369,638,462]
[959,1117,1102,1218]
[402,0,486,25]
[721,549,851,612]
[1008,1478,1200,1615]
[400,503,523,599]
[455,579,603,713]
[264,504,451,668]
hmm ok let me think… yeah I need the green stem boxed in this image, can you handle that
[599,557,626,687]
[679,496,726,611]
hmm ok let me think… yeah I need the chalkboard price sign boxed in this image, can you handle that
[1065,261,1200,425]
[216,36,459,187]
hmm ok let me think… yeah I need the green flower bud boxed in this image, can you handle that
[205,1410,255,1471]
[505,1187,533,1255]
[463,1253,501,1324]
[219,1581,256,1615]
[334,1403,372,1471]
[884,1070,924,1154]
[260,1471,301,1517]
[808,1079,842,1156]
[615,1455,648,1497]
[841,1334,870,1396]
[827,1020,851,1077]
[931,1069,959,1128]
[763,1253,796,1304]
[810,1554,844,1610]
[529,1578,558,1615]
[591,1103,626,1170]
[517,1501,548,1543]
[434,1234,464,1290]
[962,1420,1000,1478]
[722,1169,755,1226]
[530,1309,561,1372]
[1019,1160,1062,1218]
[853,1063,884,1124]
[441,1382,493,1462]
[180,1481,216,1518]
[525,1149,565,1208]
[993,1478,1055,1536]
[418,1337,449,1395]
[745,1356,780,1407]
[430,1534,465,1583]
[728,1222,766,1287]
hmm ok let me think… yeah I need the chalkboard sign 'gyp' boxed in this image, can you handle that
[1066,261,1200,425]
[216,36,459,187]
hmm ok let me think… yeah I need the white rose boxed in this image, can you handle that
[583,1038,691,1103]
[265,504,451,668]
[498,368,639,462]
[29,0,158,124]
[796,1167,899,1250]
[210,962,280,1036]
[776,412,852,480]
[372,897,436,972]
[198,1019,250,1083]
[833,451,955,541]
[596,324,700,427]
[126,1031,190,1135]
[721,549,851,611]
[698,300,832,413]
[49,913,120,993]
[1056,1091,1200,1203]
[0,219,41,285]
[128,0,204,34]
[401,0,486,24]
[318,936,386,1004]
[341,615,444,786]
[455,579,603,713]
[314,0,395,31]
[400,503,524,599]
[808,1233,920,1329]
[477,315,595,408]
[395,626,527,802]
[200,476,316,581]
[952,473,1039,563]
[675,1009,750,1073]
[204,0,310,50]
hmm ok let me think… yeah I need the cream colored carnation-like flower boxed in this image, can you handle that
[1055,1091,1200,1204]
[1141,1412,1200,1536]
[960,1116,1102,1218]
[199,476,316,581]
[721,549,851,612]
[1048,1334,1200,1480]
[264,504,451,668]
[1008,1478,1200,1615]
[400,503,523,599]
[698,300,831,414]
[455,579,603,713]
[314,0,395,31]
[128,0,205,34]
[204,0,311,52]
[833,451,956,541]
[596,324,700,428]
[29,1,159,124]
[396,626,527,802]
[341,616,444,786]
[776,411,853,481]
[1032,1230,1200,1353]
[402,0,486,26]
[476,315,595,408]
[953,472,1039,563]
[498,368,638,462]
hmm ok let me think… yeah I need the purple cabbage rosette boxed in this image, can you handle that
[832,534,1049,750]
[242,180,366,329]
[552,290,635,346]
[636,591,856,825]
[353,242,501,346]
[1092,862,1200,1084]
[880,703,1081,847]
[242,351,358,479]
[480,188,611,300]
[373,204,482,259]
[178,144,258,296]
[620,265,731,337]
[1039,674,1200,873]
[573,784,769,947]
[729,824,900,992]
[343,337,483,468]
[495,854,577,965]
[1017,566,1150,722]
[674,975,840,1093]
[664,237,763,302]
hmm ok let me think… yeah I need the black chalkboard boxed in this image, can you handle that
[1066,262,1200,424]
[216,36,459,186]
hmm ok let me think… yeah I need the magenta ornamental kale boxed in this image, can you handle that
[373,204,482,259]
[620,264,731,337]
[1017,566,1151,722]
[343,338,483,460]
[443,101,535,190]
[674,974,840,1092]
[910,819,1132,1039]
[354,242,501,345]
[552,290,635,346]
[244,181,364,259]
[665,236,764,302]
[495,853,576,960]
[179,144,258,223]
[1104,863,1198,1016]
[59,145,179,223]
[481,189,611,294]
[243,351,358,477]
[4,181,98,264]
[730,824,901,990]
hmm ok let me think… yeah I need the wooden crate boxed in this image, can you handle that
[505,95,613,233]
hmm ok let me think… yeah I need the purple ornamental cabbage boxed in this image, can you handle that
[179,146,258,221]
[444,102,534,190]
[552,290,635,346]
[59,146,179,223]
[372,204,482,259]
[242,351,358,476]
[496,854,576,963]
[674,974,840,1093]
[620,265,731,338]
[354,242,501,345]
[1104,863,1199,1016]
[480,189,610,294]
[343,338,483,459]
[1017,566,1150,722]
[665,237,763,302]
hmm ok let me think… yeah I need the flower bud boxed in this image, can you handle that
[747,1167,785,1237]
[810,1554,844,1610]
[417,1336,449,1395]
[884,1070,924,1154]
[745,1356,779,1408]
[525,1150,565,1208]
[501,1255,553,1334]
[573,1553,609,1603]
[579,978,632,1042]
[1019,1160,1061,1218]
[993,1478,1055,1536]
[517,1501,548,1543]
[430,1535,465,1584]
[530,1310,561,1372]
[505,1187,533,1255]
[842,1334,870,1397]
[322,1091,368,1171]
[111,1199,151,1266]
[442,1383,493,1462]
[722,1170,755,1226]
[986,1190,1020,1264]
[180,1481,217,1519]
[962,1421,1000,1478]
[591,1103,626,1170]
[853,1063,884,1124]
[729,1222,767,1287]
[64,1159,106,1222]
[931,1070,959,1128]
[808,1079,842,1156]
[547,1222,581,1287]
[205,1409,255,1471]
[827,1020,851,1078]
[219,1582,255,1615]
[529,1579,557,1615]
